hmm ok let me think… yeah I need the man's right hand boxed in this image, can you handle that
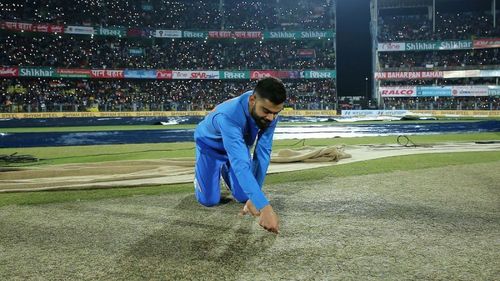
[259,205,279,234]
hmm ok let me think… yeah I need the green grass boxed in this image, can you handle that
[0,142,196,166]
[1,132,499,167]
[0,184,192,208]
[266,150,500,185]
[1,151,498,208]
[273,132,500,147]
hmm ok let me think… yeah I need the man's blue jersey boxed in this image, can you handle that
[194,91,278,210]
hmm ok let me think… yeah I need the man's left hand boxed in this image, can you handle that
[239,200,261,217]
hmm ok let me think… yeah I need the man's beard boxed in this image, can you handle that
[251,104,271,129]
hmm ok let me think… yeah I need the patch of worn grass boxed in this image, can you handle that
[0,162,498,280]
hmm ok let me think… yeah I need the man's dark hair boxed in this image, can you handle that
[254,77,286,104]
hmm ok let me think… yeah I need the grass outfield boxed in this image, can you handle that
[1,132,499,166]
[1,150,499,208]
[0,132,499,280]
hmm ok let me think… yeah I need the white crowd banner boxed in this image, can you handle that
[451,86,489,97]
[154,30,182,38]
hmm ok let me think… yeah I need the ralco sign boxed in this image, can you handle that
[380,87,416,97]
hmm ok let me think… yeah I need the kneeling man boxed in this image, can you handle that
[194,77,286,234]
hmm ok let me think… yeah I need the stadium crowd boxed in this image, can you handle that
[0,0,337,113]
[2,1,499,112]
[379,76,500,111]
[379,78,499,87]
[0,79,337,112]
[382,96,499,111]
[0,32,335,70]
[0,0,335,30]
[378,11,500,42]
[378,49,500,71]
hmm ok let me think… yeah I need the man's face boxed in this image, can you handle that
[249,94,284,129]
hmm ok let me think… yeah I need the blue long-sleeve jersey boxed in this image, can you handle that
[194,91,277,210]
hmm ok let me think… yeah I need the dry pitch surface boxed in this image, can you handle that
[1,161,499,280]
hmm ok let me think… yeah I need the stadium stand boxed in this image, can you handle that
[378,11,500,42]
[374,0,500,110]
[0,33,335,69]
[378,49,499,71]
[0,0,335,30]
[0,78,336,113]
[0,0,337,113]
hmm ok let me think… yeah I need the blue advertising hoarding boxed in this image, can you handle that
[123,69,157,79]
[416,86,452,97]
